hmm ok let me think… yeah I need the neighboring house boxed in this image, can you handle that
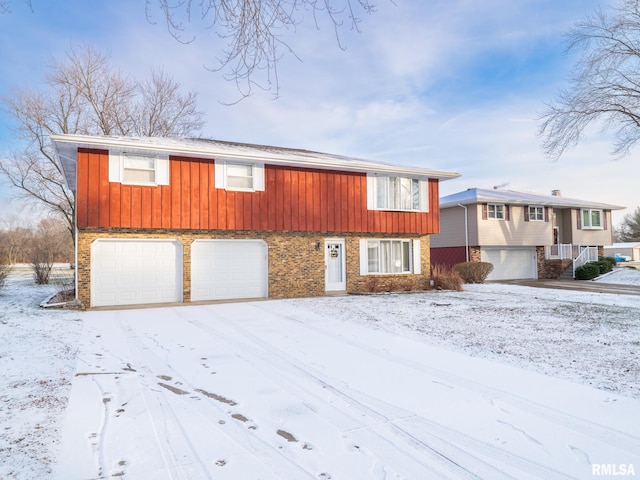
[430,188,625,281]
[604,242,640,262]
[51,134,460,308]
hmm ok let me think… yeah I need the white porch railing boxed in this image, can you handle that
[545,243,574,259]
[573,246,599,277]
[545,244,600,277]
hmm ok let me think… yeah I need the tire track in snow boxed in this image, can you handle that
[186,308,547,480]
[115,312,321,480]
[115,315,213,479]
[203,301,640,479]
[256,301,640,456]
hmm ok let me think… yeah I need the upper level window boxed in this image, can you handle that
[582,208,603,229]
[108,152,170,186]
[488,203,505,220]
[226,162,254,189]
[528,206,544,221]
[367,174,428,212]
[214,160,265,192]
[123,155,156,184]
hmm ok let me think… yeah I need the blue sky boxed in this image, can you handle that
[1,0,635,225]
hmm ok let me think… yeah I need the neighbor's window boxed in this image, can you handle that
[366,239,412,274]
[123,154,156,184]
[529,206,544,221]
[488,203,505,220]
[226,162,254,190]
[374,176,421,211]
[582,208,603,229]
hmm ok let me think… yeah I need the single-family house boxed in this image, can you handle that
[51,134,460,308]
[604,242,640,262]
[430,188,625,281]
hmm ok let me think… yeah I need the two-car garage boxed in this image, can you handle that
[91,239,268,307]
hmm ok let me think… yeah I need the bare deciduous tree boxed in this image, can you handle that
[0,44,205,242]
[617,206,640,241]
[29,218,73,284]
[0,216,32,264]
[540,0,640,159]
[146,0,377,98]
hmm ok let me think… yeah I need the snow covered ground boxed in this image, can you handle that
[1,268,640,479]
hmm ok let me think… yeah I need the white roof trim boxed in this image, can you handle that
[50,134,461,190]
[440,188,625,211]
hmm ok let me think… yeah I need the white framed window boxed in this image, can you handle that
[123,155,156,184]
[360,239,418,274]
[488,203,505,220]
[367,174,429,212]
[108,152,170,186]
[226,162,254,189]
[214,160,265,192]
[528,206,544,221]
[581,208,603,229]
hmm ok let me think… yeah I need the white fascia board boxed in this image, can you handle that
[440,188,625,211]
[49,134,461,182]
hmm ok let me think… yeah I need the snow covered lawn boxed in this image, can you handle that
[2,269,640,479]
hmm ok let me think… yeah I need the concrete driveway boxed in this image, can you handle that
[500,279,640,296]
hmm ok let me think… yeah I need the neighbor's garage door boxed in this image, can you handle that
[481,248,537,281]
[91,239,183,307]
[191,240,268,301]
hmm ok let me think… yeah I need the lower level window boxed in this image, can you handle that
[366,240,412,274]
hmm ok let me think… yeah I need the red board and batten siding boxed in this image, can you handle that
[76,148,441,234]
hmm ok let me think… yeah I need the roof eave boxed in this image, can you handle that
[49,134,461,181]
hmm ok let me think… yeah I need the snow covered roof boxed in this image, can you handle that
[50,134,461,190]
[440,187,625,211]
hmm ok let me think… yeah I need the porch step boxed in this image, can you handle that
[559,264,574,280]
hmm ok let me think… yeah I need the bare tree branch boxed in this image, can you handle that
[540,0,640,159]
[147,0,377,98]
[0,0,32,14]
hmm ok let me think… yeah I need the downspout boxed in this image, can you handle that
[458,203,469,262]
[74,224,79,303]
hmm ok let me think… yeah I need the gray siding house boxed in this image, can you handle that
[431,188,624,281]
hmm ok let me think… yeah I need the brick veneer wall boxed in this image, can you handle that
[536,246,573,279]
[77,228,431,307]
[469,246,482,263]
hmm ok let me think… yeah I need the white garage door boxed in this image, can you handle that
[92,239,182,307]
[481,248,537,281]
[191,240,268,301]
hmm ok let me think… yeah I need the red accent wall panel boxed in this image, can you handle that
[76,150,89,227]
[109,183,121,227]
[431,246,468,269]
[130,186,142,227]
[121,186,131,228]
[98,152,110,227]
[180,160,191,230]
[75,149,442,234]
[86,151,100,225]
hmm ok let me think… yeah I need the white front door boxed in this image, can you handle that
[325,239,346,291]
